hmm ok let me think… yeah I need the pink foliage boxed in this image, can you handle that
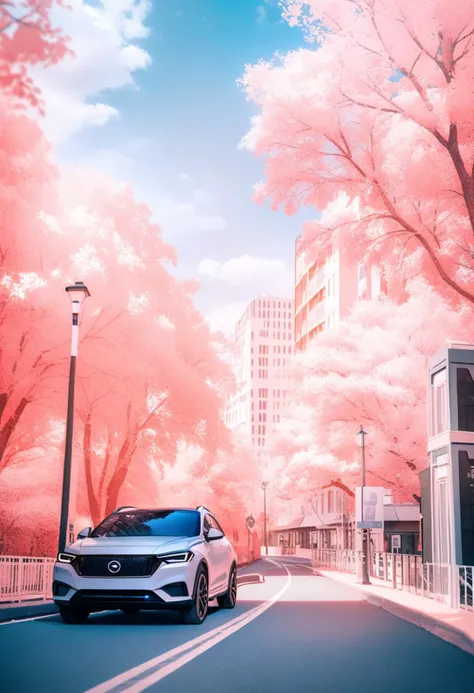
[241,0,474,305]
[0,104,243,551]
[270,282,474,501]
[0,1,71,112]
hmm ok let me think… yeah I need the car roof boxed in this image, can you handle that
[115,507,210,514]
[116,505,198,513]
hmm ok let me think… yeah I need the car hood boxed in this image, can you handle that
[68,535,197,556]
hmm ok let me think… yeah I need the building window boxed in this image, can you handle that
[456,367,474,432]
[328,490,334,514]
[431,368,447,436]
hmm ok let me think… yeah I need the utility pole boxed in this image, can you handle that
[58,282,90,553]
[357,425,371,585]
[262,481,269,556]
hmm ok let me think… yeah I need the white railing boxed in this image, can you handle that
[312,549,473,612]
[0,556,55,604]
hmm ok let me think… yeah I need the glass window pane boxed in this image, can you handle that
[91,510,201,538]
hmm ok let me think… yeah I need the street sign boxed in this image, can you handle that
[246,514,255,531]
[392,534,401,550]
[356,486,384,529]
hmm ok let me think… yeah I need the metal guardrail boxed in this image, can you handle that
[0,544,262,605]
[0,556,55,604]
[312,549,473,612]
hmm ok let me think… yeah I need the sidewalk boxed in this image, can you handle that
[316,568,474,656]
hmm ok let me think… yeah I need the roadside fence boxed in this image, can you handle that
[311,549,473,612]
[0,556,55,604]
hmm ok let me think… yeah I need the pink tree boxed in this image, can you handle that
[0,107,236,534]
[241,0,474,304]
[0,1,71,112]
[0,106,69,472]
[270,282,473,501]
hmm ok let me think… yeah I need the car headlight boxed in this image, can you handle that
[158,551,194,563]
[57,552,77,564]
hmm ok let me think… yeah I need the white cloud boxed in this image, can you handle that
[158,198,227,232]
[31,0,152,144]
[256,5,268,23]
[177,173,193,183]
[84,148,134,180]
[192,188,213,205]
[198,255,293,293]
[205,301,250,337]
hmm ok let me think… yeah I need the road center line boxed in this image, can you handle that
[84,559,291,693]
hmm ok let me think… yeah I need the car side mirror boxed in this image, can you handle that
[206,527,224,541]
[77,527,92,539]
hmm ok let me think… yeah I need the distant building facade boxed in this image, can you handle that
[224,296,294,453]
[294,235,385,352]
[269,483,420,555]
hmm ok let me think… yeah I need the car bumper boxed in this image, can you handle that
[53,560,199,611]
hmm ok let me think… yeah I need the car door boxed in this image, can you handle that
[208,514,233,594]
[201,514,219,594]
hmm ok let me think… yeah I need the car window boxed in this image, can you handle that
[203,514,213,533]
[90,510,201,538]
[206,514,224,535]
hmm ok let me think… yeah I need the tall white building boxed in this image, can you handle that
[224,296,294,453]
[294,235,385,352]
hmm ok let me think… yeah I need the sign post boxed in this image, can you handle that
[246,514,255,564]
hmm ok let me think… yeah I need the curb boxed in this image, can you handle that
[237,573,265,586]
[315,569,474,656]
[0,601,58,623]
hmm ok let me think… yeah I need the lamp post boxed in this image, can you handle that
[262,481,269,556]
[58,282,90,553]
[356,425,371,585]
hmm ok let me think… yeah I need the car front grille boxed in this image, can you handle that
[73,555,161,577]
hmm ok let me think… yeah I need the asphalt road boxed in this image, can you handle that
[0,557,473,693]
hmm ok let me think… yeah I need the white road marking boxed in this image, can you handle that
[84,559,291,693]
[0,612,58,626]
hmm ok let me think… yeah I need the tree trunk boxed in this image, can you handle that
[83,413,100,527]
[0,397,29,471]
[97,426,113,519]
[445,125,474,237]
[104,438,133,516]
[329,479,355,498]
[0,393,7,424]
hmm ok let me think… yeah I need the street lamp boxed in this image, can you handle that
[58,281,90,553]
[356,425,371,585]
[262,481,269,556]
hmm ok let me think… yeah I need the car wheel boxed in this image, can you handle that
[180,566,209,625]
[217,565,237,609]
[121,607,140,615]
[58,604,90,624]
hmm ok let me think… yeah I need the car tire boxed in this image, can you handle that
[180,566,209,625]
[217,565,237,609]
[58,604,90,624]
[121,607,140,615]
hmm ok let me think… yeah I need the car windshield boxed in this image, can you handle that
[90,510,201,538]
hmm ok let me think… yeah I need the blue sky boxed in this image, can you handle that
[36,0,313,334]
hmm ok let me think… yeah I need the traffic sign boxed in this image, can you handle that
[392,534,401,550]
[246,514,255,531]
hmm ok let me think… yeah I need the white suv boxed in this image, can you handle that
[53,506,237,625]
